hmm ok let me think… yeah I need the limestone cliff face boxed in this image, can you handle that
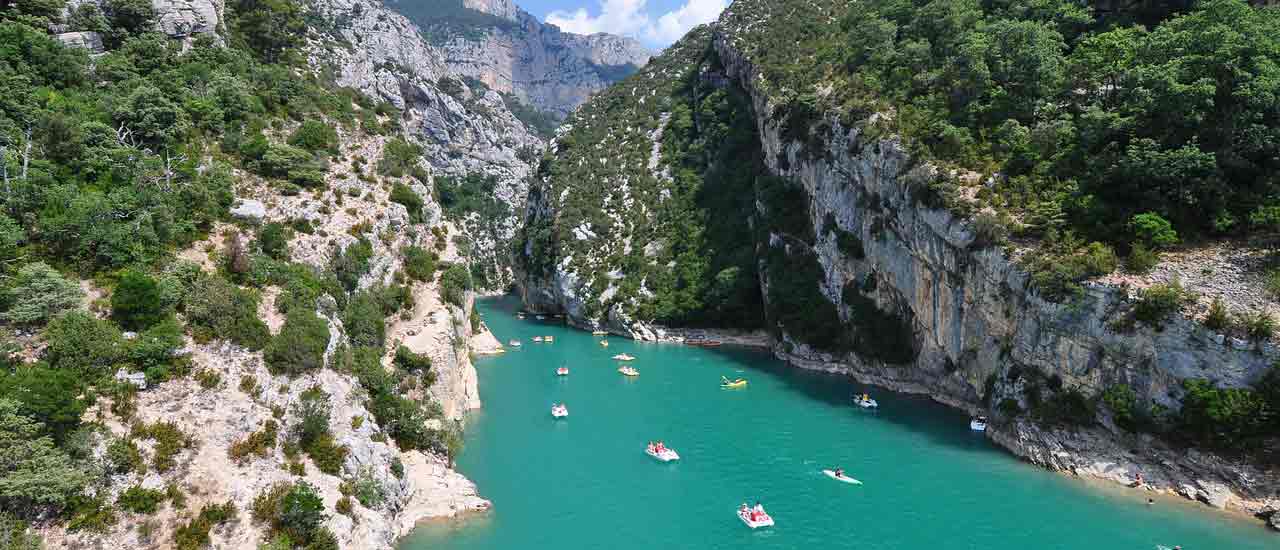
[518,15,1280,525]
[395,3,651,119]
[310,0,545,287]
[57,0,224,52]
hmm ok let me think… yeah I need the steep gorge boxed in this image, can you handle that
[518,0,1280,527]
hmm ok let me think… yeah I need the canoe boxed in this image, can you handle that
[721,379,747,389]
[822,470,863,485]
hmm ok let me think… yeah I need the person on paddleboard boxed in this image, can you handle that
[834,467,844,478]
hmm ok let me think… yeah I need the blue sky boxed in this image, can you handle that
[519,0,729,49]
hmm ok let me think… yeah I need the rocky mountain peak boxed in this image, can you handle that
[462,0,519,21]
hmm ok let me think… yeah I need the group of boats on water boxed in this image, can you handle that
[515,309,987,530]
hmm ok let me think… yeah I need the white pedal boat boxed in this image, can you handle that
[822,470,862,485]
[556,367,569,376]
[738,508,774,529]
[508,340,521,347]
[551,404,568,418]
[613,354,636,361]
[970,416,988,432]
[618,366,639,377]
[532,336,543,342]
[855,395,878,409]
[645,446,679,462]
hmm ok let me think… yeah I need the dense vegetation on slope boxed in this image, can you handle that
[0,1,456,545]
[520,26,767,328]
[722,0,1280,283]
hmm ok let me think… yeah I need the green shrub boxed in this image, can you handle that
[333,238,373,292]
[439,264,471,307]
[116,486,166,514]
[106,438,145,475]
[402,246,438,282]
[1024,237,1118,302]
[173,502,236,550]
[335,496,353,516]
[1204,297,1232,332]
[1133,281,1191,329]
[229,420,279,464]
[349,467,386,509]
[185,275,270,349]
[304,527,339,550]
[1265,270,1280,301]
[390,183,425,223]
[2,262,84,326]
[1101,384,1138,431]
[376,138,422,177]
[1179,379,1268,450]
[265,309,329,375]
[765,246,843,349]
[66,496,117,533]
[111,270,167,331]
[841,282,916,364]
[343,292,386,348]
[1240,310,1277,342]
[287,120,339,154]
[41,311,125,375]
[258,223,291,261]
[130,421,192,473]
[393,346,432,376]
[1125,243,1160,274]
[1130,213,1179,248]
[195,369,222,389]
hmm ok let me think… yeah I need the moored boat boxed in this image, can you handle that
[970,416,988,432]
[544,336,555,343]
[533,336,544,342]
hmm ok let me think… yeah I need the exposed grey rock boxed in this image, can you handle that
[55,31,104,54]
[152,0,222,41]
[400,6,650,119]
[229,198,266,222]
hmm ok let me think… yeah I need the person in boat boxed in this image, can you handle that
[834,467,844,478]
[740,503,749,516]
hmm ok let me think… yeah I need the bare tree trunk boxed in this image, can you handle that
[19,126,32,181]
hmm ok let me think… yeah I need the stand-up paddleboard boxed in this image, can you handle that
[822,470,862,485]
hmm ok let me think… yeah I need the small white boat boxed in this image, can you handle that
[738,507,774,529]
[508,340,521,347]
[556,367,569,376]
[645,445,679,462]
[600,340,609,347]
[544,336,554,343]
[822,469,862,485]
[592,330,608,336]
[532,336,543,342]
[618,366,639,377]
[970,416,988,432]
[855,394,878,409]
[536,315,546,320]
[551,404,568,418]
[613,354,636,361]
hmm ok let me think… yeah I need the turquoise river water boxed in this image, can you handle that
[401,297,1273,549]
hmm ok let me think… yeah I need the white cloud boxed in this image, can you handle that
[546,0,728,47]
[648,0,728,45]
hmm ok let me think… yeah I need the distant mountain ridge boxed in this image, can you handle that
[387,0,652,120]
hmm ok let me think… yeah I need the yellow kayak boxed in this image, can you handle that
[720,378,747,389]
